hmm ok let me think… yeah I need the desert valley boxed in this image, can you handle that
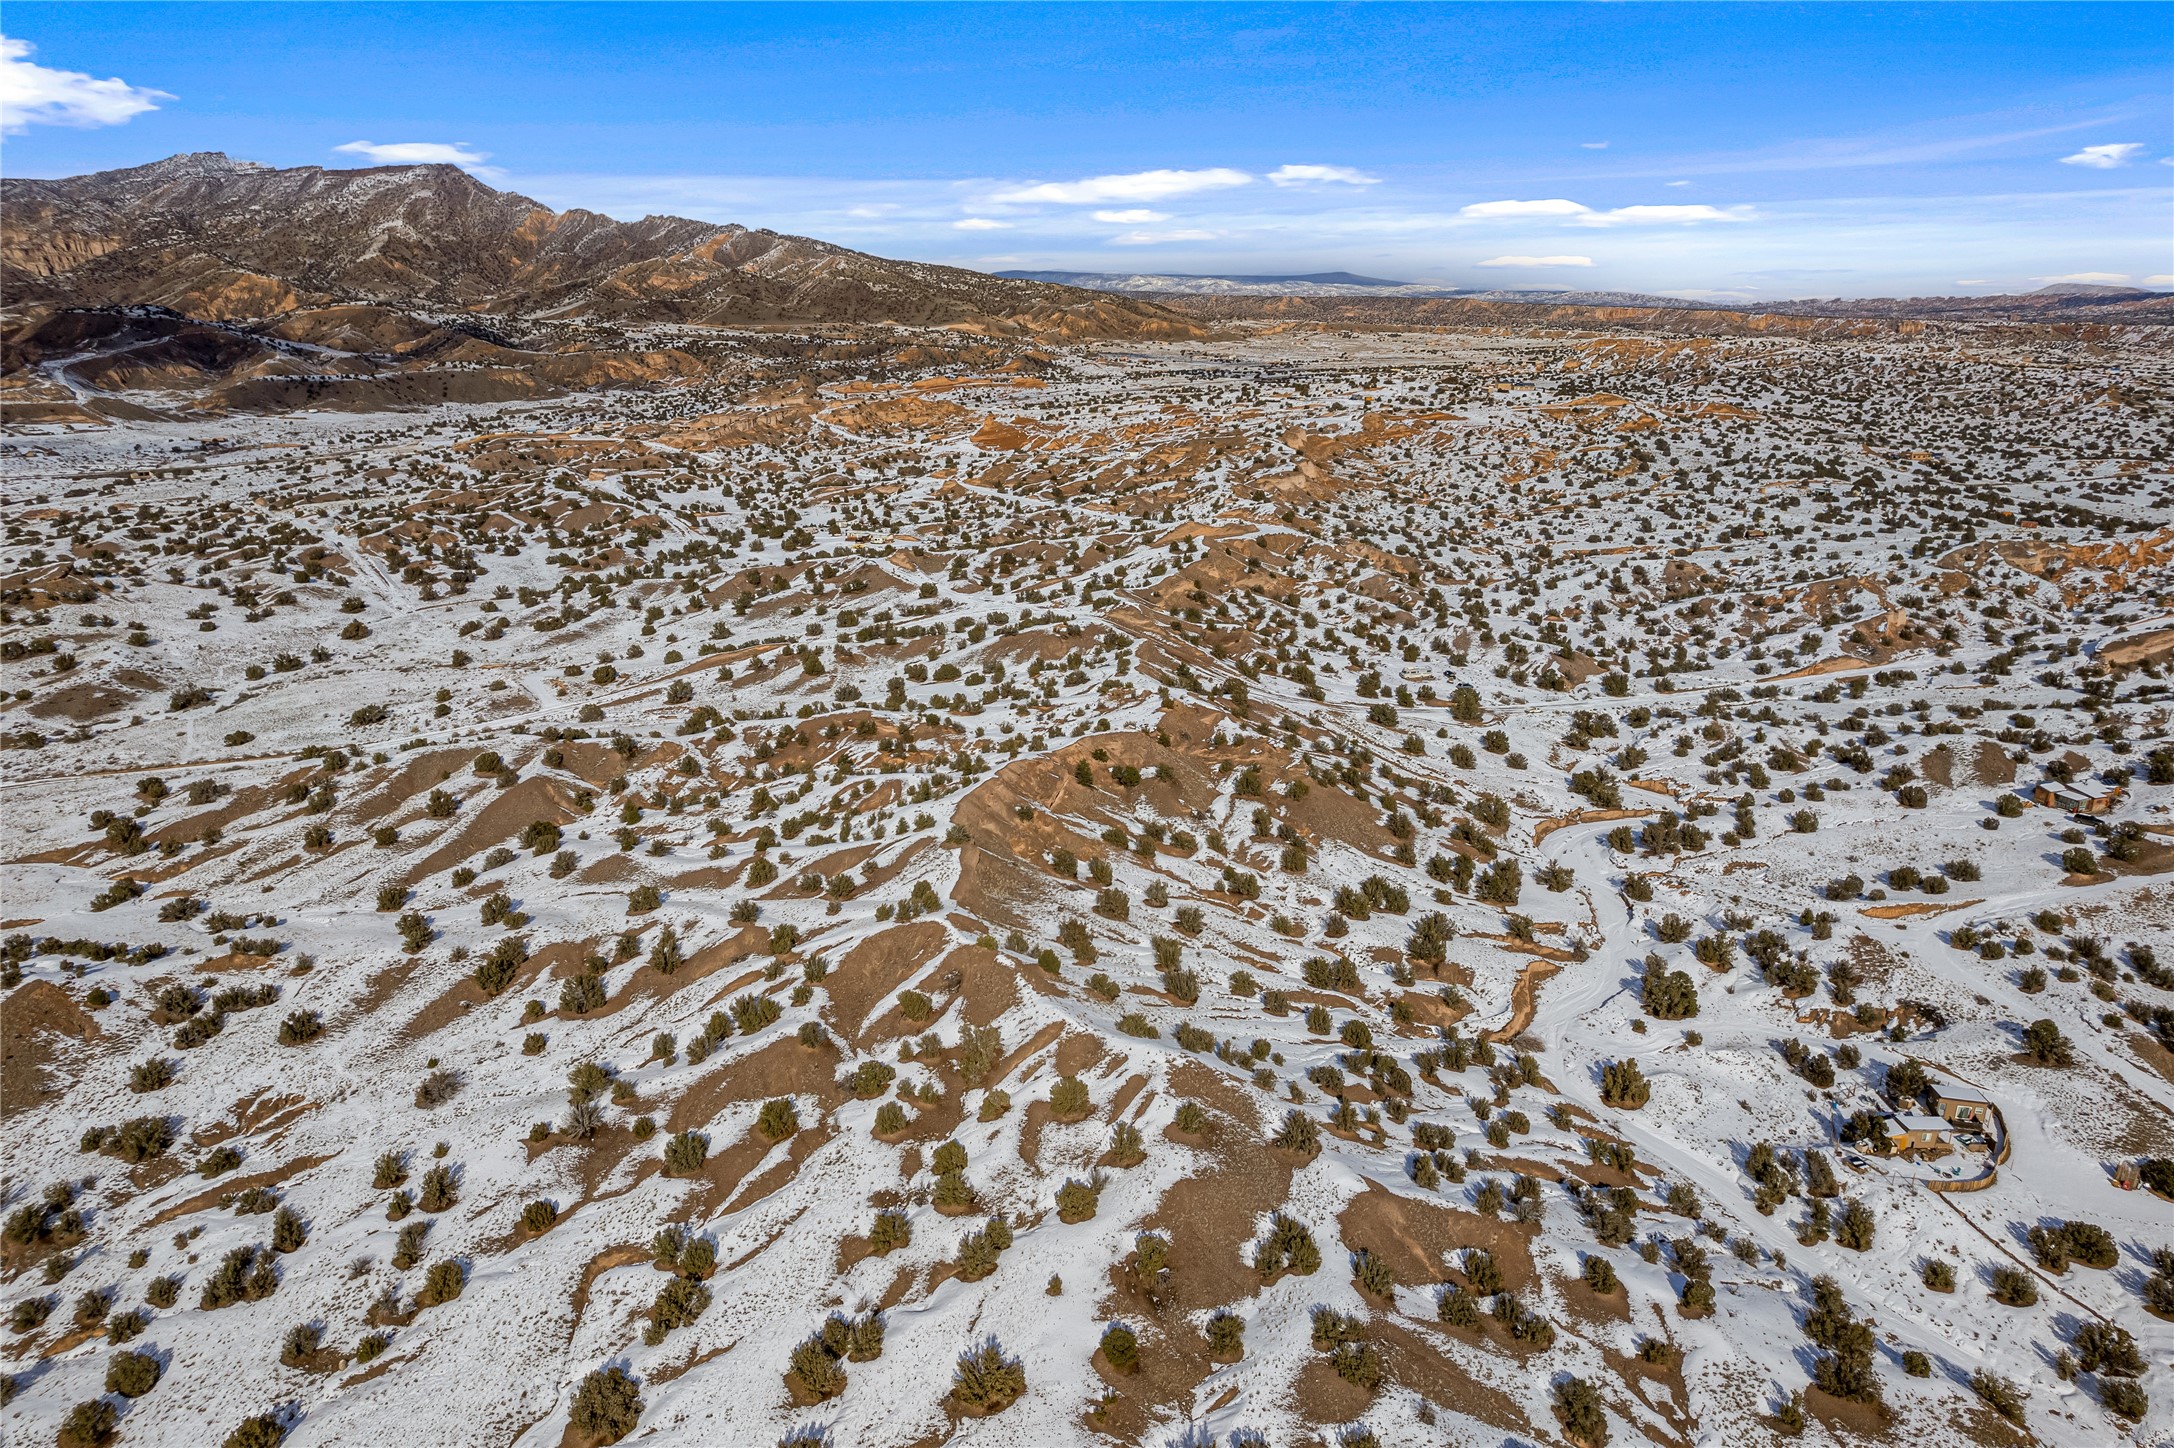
[1,153,2171,1448]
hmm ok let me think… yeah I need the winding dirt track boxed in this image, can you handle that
[1487,958,1565,1042]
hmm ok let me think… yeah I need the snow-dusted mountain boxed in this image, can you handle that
[1,153,1197,337]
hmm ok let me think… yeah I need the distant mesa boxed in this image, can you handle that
[2027,282,2155,298]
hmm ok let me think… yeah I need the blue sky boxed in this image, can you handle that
[4,3,2168,297]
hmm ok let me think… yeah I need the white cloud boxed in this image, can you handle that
[1580,141,1609,150]
[2035,271,2130,284]
[952,217,1010,231]
[1578,204,1747,227]
[1109,228,1218,246]
[1267,164,1379,187]
[334,140,499,175]
[1091,209,1167,223]
[1664,180,1689,187]
[0,35,167,132]
[1476,255,1594,268]
[1461,198,1591,219]
[1461,198,1748,227]
[2059,142,2144,169]
[992,168,1251,205]
[2147,274,2174,288]
[1955,279,1989,286]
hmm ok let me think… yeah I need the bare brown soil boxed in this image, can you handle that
[821,921,949,1039]
[401,775,584,884]
[0,979,101,1113]
[1338,1181,1540,1294]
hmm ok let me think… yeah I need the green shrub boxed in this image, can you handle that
[1600,1059,1650,1108]
[1256,1212,1321,1278]
[2073,1320,2145,1377]
[949,1336,1025,1413]
[414,1068,463,1109]
[220,1415,285,1448]
[1969,1370,2025,1425]
[1206,1311,1243,1357]
[643,1277,711,1344]
[2101,1377,2148,1421]
[569,1366,642,1443]
[663,1131,709,1175]
[105,1115,177,1163]
[105,1349,161,1397]
[933,1170,976,1212]
[850,1060,896,1098]
[60,1399,121,1446]
[1352,1249,1395,1299]
[200,1244,278,1309]
[790,1333,847,1398]
[1107,1121,1145,1166]
[1990,1265,2038,1306]
[281,1322,323,1367]
[417,1163,458,1212]
[1330,1340,1382,1391]
[417,1259,464,1307]
[1049,1076,1090,1118]
[1553,1376,1610,1446]
[757,1098,800,1140]
[1055,1174,1103,1223]
[1272,1108,1321,1155]
[869,1210,912,1255]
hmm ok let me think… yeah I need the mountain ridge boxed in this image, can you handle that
[0,152,1199,339]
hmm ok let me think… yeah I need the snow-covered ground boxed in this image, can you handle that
[2,319,2170,1447]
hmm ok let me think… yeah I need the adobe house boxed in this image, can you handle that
[1881,1112,1953,1156]
[2030,781,2121,815]
[1931,1083,1994,1130]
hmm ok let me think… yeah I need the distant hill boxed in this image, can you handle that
[997,269,1424,295]
[1143,285,2172,330]
[991,266,2161,324]
[994,269,1710,307]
